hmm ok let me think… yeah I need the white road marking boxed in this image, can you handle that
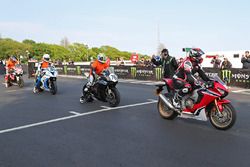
[4,87,32,93]
[232,89,248,93]
[69,111,81,115]
[147,99,158,102]
[0,100,157,134]
[5,90,17,93]
[101,106,111,109]
[239,92,250,95]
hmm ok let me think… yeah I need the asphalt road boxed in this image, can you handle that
[0,75,250,167]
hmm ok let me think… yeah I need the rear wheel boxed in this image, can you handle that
[209,103,236,130]
[157,95,178,120]
[107,87,120,107]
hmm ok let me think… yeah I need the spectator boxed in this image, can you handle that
[178,57,184,66]
[241,51,250,69]
[211,56,221,68]
[151,48,178,78]
[220,58,232,85]
[116,57,124,66]
[221,58,232,70]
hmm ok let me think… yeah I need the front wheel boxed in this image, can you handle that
[50,81,57,95]
[18,77,24,88]
[157,95,178,120]
[209,103,236,130]
[107,87,120,107]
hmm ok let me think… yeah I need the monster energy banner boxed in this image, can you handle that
[203,68,250,88]
[55,65,64,75]
[114,67,129,79]
[66,65,77,75]
[52,65,250,88]
[129,67,155,80]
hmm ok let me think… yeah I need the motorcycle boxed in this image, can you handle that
[156,76,236,130]
[5,64,24,88]
[33,66,58,95]
[80,68,120,107]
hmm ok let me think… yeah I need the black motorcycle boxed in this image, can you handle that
[80,69,120,107]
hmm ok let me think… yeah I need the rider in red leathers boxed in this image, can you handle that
[172,48,212,109]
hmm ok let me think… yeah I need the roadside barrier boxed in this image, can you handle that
[26,63,250,88]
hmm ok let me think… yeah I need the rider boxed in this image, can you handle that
[34,54,51,90]
[5,56,19,85]
[172,48,211,109]
[152,48,178,78]
[84,53,110,91]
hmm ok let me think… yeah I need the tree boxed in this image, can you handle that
[23,39,36,45]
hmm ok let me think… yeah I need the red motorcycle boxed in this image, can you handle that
[156,76,236,130]
[5,64,24,88]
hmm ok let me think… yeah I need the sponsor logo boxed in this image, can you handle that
[221,70,232,83]
[232,73,250,83]
[76,66,81,75]
[131,67,137,78]
[155,68,162,80]
[63,66,67,75]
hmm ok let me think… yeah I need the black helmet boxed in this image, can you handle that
[161,48,169,54]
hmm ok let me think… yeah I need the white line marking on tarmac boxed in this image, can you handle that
[5,90,17,93]
[232,89,247,93]
[69,111,81,115]
[0,100,157,134]
[101,106,111,109]
[147,99,158,102]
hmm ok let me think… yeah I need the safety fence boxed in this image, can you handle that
[52,65,250,88]
[1,63,249,88]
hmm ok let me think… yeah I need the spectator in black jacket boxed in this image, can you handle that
[211,56,221,69]
[241,51,250,69]
[152,48,178,78]
[221,58,232,70]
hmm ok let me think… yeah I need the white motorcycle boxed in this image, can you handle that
[33,66,58,95]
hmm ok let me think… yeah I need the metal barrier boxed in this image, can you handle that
[26,63,250,88]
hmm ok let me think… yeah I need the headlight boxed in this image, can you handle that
[217,88,226,96]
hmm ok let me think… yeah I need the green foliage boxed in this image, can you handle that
[0,37,148,62]
[0,38,30,60]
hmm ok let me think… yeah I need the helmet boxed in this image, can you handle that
[10,56,17,62]
[189,48,204,64]
[153,55,161,62]
[43,54,50,62]
[97,53,107,64]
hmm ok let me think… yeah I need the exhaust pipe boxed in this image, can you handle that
[159,94,180,112]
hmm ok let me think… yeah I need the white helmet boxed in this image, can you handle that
[43,54,50,62]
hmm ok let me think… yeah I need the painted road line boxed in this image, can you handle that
[5,87,33,93]
[0,100,157,134]
[69,111,81,115]
[101,106,111,109]
[239,92,250,95]
[5,90,17,93]
[147,99,158,102]
[232,89,248,93]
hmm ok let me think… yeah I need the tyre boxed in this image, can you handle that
[50,81,57,95]
[107,87,120,107]
[157,95,178,120]
[209,103,236,130]
[18,78,24,88]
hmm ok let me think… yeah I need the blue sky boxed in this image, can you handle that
[0,0,249,57]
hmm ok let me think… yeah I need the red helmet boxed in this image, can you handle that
[189,48,204,64]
